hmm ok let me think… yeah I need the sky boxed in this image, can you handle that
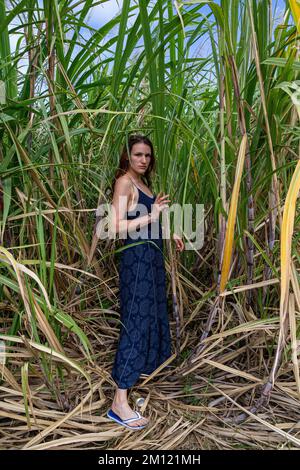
[86,0,287,29]
[87,0,124,29]
[8,0,288,47]
[82,0,288,68]
[83,0,287,59]
[8,0,289,82]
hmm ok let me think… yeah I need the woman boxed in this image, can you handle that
[107,134,184,430]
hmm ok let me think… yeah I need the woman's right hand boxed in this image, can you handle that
[151,192,171,222]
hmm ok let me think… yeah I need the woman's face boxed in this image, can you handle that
[129,143,152,175]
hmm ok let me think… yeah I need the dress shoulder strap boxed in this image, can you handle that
[127,176,154,199]
[127,176,139,213]
[128,176,138,189]
[128,176,143,197]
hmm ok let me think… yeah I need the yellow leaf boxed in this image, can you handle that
[289,0,300,33]
[220,134,247,293]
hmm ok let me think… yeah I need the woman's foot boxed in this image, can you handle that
[111,398,149,428]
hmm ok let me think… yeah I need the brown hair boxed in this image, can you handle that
[107,134,156,198]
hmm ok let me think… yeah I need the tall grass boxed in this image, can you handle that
[0,0,300,449]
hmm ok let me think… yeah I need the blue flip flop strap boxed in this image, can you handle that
[108,409,144,425]
[123,411,142,423]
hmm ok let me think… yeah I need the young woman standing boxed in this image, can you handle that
[107,135,184,430]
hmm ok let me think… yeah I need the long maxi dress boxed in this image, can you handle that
[111,181,172,389]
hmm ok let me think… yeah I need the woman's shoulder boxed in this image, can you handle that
[117,173,131,183]
[113,175,134,197]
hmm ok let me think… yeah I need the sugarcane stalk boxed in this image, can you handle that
[163,209,181,362]
[228,54,255,309]
[248,3,282,307]
[234,156,300,422]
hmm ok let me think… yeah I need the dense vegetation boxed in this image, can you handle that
[0,0,299,450]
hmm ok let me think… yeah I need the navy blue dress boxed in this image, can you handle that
[111,182,172,389]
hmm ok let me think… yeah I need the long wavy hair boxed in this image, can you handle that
[108,134,156,198]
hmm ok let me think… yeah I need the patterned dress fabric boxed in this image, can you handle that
[111,182,172,389]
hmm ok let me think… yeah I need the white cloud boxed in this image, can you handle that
[88,0,124,28]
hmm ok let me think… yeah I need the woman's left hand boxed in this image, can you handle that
[172,233,184,252]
